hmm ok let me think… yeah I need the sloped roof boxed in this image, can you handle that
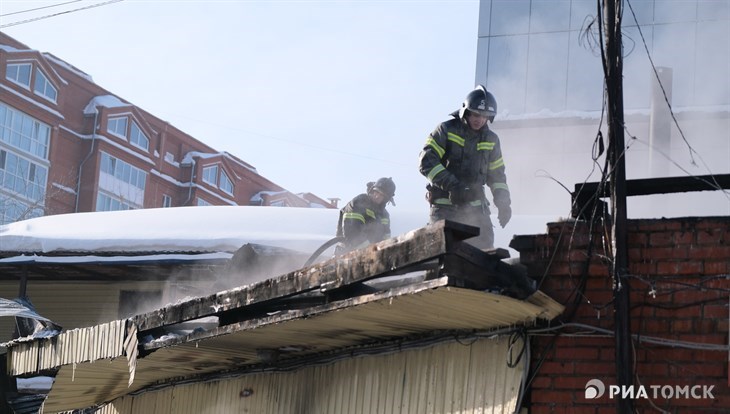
[5,220,564,413]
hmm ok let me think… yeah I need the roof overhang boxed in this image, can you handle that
[5,220,564,412]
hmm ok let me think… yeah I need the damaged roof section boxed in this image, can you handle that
[5,220,563,413]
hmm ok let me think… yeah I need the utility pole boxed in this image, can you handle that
[603,0,634,412]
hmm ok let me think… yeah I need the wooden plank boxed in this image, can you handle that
[133,220,478,332]
[445,241,537,299]
[141,277,453,350]
[572,174,730,218]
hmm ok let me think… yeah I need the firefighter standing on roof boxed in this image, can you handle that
[418,85,512,250]
[335,177,396,254]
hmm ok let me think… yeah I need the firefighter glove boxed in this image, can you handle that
[498,205,512,228]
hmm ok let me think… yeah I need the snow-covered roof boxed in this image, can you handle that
[83,94,131,115]
[181,151,258,174]
[0,205,557,260]
[0,206,339,255]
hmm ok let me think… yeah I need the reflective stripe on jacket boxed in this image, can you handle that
[418,117,511,208]
[336,193,391,249]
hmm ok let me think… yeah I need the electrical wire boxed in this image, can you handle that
[0,0,125,29]
[511,330,530,414]
[529,322,730,351]
[625,0,729,203]
[627,134,730,201]
[0,0,83,17]
[625,0,695,164]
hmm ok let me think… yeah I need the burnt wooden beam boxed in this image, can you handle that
[571,174,730,218]
[443,241,536,299]
[133,220,479,332]
[141,277,453,352]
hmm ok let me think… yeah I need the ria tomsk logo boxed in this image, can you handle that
[585,379,606,399]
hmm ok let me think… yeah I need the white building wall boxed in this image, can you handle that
[476,0,730,218]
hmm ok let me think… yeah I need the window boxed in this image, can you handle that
[6,63,31,88]
[201,164,234,195]
[219,171,233,195]
[100,152,146,190]
[0,102,51,159]
[107,117,150,152]
[162,194,172,208]
[0,193,43,224]
[96,192,135,211]
[0,149,48,202]
[202,165,218,186]
[33,69,57,102]
[107,117,128,138]
[129,121,149,151]
[196,198,212,206]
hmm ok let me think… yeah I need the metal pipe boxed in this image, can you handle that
[75,109,98,212]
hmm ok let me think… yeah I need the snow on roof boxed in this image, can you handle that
[250,190,288,203]
[500,105,730,121]
[42,52,91,82]
[0,44,24,53]
[0,206,339,255]
[83,94,131,115]
[181,151,258,174]
[0,204,558,260]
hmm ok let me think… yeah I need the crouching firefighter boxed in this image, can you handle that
[418,85,512,250]
[335,177,396,255]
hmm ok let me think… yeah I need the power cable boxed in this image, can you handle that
[529,322,730,351]
[625,0,695,164]
[0,0,125,29]
[624,0,728,203]
[0,0,83,17]
[627,133,730,201]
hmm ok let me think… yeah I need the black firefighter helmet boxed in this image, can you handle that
[457,85,497,122]
[368,177,396,206]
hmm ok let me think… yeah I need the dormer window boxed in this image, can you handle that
[107,117,128,138]
[219,171,233,195]
[33,69,57,102]
[6,63,31,88]
[106,116,149,152]
[202,165,219,186]
[129,121,149,151]
[202,164,234,195]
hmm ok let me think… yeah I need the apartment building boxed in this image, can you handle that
[0,32,334,225]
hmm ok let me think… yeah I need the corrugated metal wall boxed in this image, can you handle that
[96,336,523,414]
[7,320,127,376]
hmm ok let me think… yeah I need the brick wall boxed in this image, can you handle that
[512,217,730,413]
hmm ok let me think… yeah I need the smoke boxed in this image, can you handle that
[116,243,318,322]
[477,0,730,219]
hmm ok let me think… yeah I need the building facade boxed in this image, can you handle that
[475,0,729,218]
[0,32,334,225]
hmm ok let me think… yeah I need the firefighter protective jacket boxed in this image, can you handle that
[419,116,511,208]
[336,193,391,250]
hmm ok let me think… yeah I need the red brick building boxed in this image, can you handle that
[512,217,730,412]
[0,32,334,224]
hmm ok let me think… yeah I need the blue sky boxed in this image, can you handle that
[1,0,482,217]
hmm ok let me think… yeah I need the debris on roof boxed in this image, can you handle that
[3,220,564,413]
